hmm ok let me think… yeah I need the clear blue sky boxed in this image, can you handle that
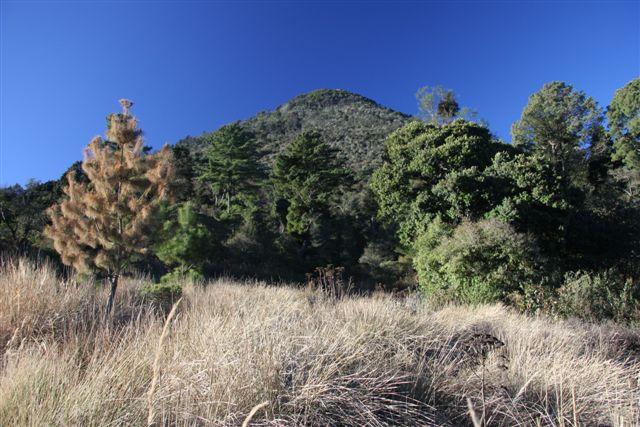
[1,1,638,186]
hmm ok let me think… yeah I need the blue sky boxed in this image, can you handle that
[1,1,638,186]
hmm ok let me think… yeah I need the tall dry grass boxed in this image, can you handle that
[0,257,638,426]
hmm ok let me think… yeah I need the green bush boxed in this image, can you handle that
[555,270,640,323]
[507,284,556,315]
[155,202,213,279]
[159,268,203,285]
[358,241,416,290]
[414,218,544,305]
[140,283,183,311]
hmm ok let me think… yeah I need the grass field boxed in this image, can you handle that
[0,257,638,426]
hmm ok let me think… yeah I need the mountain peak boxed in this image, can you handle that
[180,89,414,174]
[278,89,381,112]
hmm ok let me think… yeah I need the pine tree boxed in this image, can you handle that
[45,100,174,316]
[271,131,350,265]
[608,78,640,202]
[608,78,640,170]
[511,81,604,188]
[156,201,212,282]
[195,123,264,219]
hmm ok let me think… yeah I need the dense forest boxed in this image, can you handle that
[2,79,639,322]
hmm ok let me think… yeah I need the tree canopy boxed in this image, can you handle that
[608,78,640,203]
[271,131,349,238]
[45,100,174,315]
[371,119,509,247]
[511,81,605,188]
[415,86,478,125]
[608,78,640,169]
[195,122,264,219]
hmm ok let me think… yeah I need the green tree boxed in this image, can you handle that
[485,151,577,262]
[508,82,640,272]
[171,145,196,202]
[270,131,350,263]
[370,120,552,296]
[195,123,264,219]
[607,78,640,202]
[0,180,61,254]
[371,120,510,247]
[156,202,213,282]
[511,81,605,187]
[608,78,640,168]
[45,100,174,316]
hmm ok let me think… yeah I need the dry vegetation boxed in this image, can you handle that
[0,257,638,426]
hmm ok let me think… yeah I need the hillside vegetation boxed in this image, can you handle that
[178,89,412,174]
[2,80,640,323]
[0,258,638,426]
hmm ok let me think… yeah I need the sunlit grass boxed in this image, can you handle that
[0,257,638,426]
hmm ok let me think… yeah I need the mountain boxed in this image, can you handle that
[177,89,413,175]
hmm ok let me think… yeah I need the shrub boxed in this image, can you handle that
[156,202,212,282]
[159,268,203,284]
[509,284,557,315]
[414,218,544,304]
[358,242,416,291]
[555,270,640,323]
[140,283,183,312]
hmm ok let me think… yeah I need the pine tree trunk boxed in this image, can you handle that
[105,275,119,318]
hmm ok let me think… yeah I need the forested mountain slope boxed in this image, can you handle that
[177,89,413,174]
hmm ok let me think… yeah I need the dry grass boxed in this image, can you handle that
[0,257,638,426]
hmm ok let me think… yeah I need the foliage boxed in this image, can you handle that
[178,89,411,175]
[195,123,264,219]
[216,208,278,278]
[414,218,543,304]
[608,78,640,170]
[44,100,174,315]
[555,270,640,323]
[271,131,349,238]
[155,201,213,281]
[139,282,183,312]
[267,131,364,274]
[492,85,619,272]
[171,145,196,202]
[357,241,399,283]
[0,180,61,254]
[355,190,411,290]
[608,78,640,203]
[511,81,605,188]
[484,151,577,262]
[371,120,509,247]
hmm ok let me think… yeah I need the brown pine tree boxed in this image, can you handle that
[45,99,174,316]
